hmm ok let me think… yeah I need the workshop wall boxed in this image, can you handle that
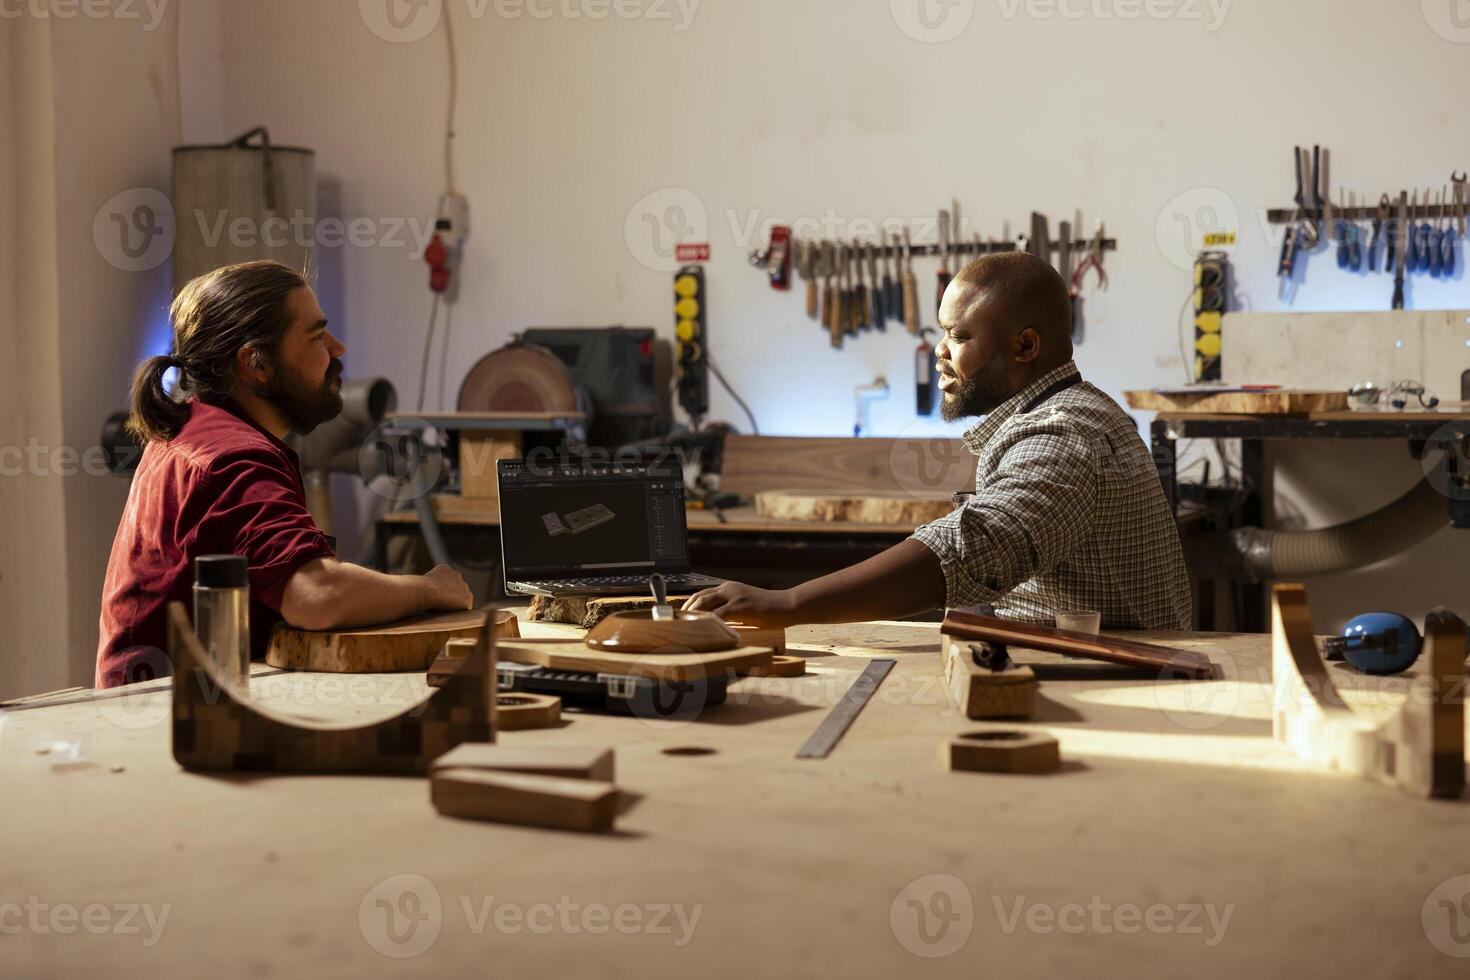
[0,11,181,697]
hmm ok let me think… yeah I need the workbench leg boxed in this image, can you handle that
[1240,438,1267,632]
[1150,419,1178,514]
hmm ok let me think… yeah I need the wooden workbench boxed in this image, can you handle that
[3,618,1466,978]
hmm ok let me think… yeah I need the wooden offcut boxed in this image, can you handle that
[720,434,972,497]
[426,612,521,687]
[266,610,487,673]
[941,635,1037,719]
[459,431,523,500]
[1271,584,1464,799]
[1123,388,1349,415]
[168,602,494,774]
[754,491,954,526]
[431,769,619,832]
[431,743,614,782]
[943,731,1060,774]
[940,611,1221,680]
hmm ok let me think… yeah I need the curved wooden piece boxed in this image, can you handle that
[265,610,487,673]
[585,610,739,654]
[1272,584,1464,799]
[494,693,562,732]
[168,602,494,774]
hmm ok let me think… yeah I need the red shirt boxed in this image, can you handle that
[96,399,334,688]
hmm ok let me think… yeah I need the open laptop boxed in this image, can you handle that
[497,451,724,597]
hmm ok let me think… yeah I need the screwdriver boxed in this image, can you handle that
[901,227,919,335]
[883,235,899,317]
[936,208,951,318]
[866,242,886,330]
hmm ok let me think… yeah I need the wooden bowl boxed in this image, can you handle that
[584,610,740,654]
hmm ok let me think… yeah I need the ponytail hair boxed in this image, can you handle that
[124,260,308,443]
[125,354,190,443]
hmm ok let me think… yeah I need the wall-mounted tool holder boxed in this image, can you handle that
[674,266,709,424]
[774,211,1116,349]
[1265,145,1465,307]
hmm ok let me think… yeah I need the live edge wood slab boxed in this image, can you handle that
[266,609,488,673]
[940,610,1222,679]
[168,602,495,774]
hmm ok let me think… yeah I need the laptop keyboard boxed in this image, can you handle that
[522,573,716,591]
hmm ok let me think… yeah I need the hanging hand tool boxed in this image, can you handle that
[1319,147,1332,243]
[1437,186,1455,277]
[1445,173,1465,275]
[1429,188,1445,278]
[1335,189,1357,270]
[1069,223,1108,342]
[901,227,919,335]
[838,242,853,337]
[866,241,885,331]
[882,234,899,318]
[950,198,963,274]
[1346,193,1362,271]
[797,240,817,320]
[1290,146,1319,250]
[852,239,869,332]
[1414,189,1433,273]
[1308,145,1323,244]
[1371,194,1390,272]
[935,208,952,317]
[1393,191,1408,310]
[821,241,837,335]
[1029,212,1050,264]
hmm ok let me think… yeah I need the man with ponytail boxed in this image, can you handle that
[97,261,472,688]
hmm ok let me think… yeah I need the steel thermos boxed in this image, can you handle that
[193,555,250,683]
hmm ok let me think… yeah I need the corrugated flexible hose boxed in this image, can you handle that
[1232,478,1447,581]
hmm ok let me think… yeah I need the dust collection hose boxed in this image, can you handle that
[1231,478,1448,581]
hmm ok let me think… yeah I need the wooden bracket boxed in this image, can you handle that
[941,635,1037,719]
[1272,584,1465,799]
[168,602,495,774]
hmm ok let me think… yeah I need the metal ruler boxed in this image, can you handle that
[796,658,896,759]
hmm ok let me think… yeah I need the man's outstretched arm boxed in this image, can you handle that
[681,538,947,627]
[280,558,473,632]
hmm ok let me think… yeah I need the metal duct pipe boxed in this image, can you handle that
[1231,478,1447,581]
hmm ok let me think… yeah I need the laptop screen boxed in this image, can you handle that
[497,451,692,580]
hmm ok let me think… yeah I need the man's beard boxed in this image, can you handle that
[257,358,344,435]
[939,359,1014,422]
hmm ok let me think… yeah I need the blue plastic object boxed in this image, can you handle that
[1334,612,1422,675]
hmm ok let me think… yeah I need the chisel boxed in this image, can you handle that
[935,208,952,317]
[851,239,867,333]
[820,242,836,334]
[829,242,845,348]
[901,227,920,335]
[867,241,886,330]
[799,240,817,320]
[886,233,902,314]
[1393,191,1408,310]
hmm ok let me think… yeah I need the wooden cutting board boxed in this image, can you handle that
[497,637,772,681]
[754,491,954,525]
[266,610,488,673]
[1123,388,1348,415]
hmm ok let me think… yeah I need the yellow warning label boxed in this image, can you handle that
[1202,232,1237,247]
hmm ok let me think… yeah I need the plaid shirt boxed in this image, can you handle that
[911,360,1191,630]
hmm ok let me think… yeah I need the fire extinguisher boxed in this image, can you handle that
[916,328,938,416]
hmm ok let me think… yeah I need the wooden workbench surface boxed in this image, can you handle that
[3,618,1466,978]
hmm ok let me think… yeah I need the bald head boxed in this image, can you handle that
[933,252,1075,421]
[950,251,1073,363]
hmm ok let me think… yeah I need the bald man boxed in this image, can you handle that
[684,252,1191,630]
